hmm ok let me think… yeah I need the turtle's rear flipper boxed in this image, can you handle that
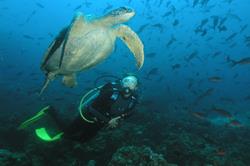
[39,72,57,95]
[115,24,144,69]
[39,78,50,96]
[62,74,77,87]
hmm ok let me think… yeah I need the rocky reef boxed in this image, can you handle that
[0,111,250,166]
[0,149,31,166]
[108,145,177,166]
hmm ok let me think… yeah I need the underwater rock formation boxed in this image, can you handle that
[0,149,31,166]
[108,145,177,166]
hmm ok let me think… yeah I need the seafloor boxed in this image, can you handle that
[0,108,249,166]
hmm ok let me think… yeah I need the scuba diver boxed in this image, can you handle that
[19,75,139,142]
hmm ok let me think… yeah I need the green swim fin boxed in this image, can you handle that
[18,106,50,130]
[35,127,64,142]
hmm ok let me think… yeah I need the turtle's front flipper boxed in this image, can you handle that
[115,25,144,69]
[62,73,77,88]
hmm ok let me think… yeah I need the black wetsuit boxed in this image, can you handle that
[49,81,138,142]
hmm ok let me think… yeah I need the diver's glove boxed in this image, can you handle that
[107,116,121,129]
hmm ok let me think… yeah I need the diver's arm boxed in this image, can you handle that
[107,97,137,128]
[107,116,121,129]
[92,83,114,105]
[86,82,115,123]
[107,98,137,129]
[121,96,137,119]
[87,105,110,123]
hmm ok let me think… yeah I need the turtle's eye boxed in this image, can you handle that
[109,7,133,16]
[123,7,133,13]
[109,10,119,16]
[120,7,133,13]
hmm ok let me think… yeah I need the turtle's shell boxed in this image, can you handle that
[41,14,116,75]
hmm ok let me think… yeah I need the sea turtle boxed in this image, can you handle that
[39,7,144,95]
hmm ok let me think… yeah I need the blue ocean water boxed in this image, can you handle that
[0,0,250,165]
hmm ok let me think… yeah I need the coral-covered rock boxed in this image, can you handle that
[108,146,177,166]
[0,149,31,166]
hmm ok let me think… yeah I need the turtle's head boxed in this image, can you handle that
[106,7,135,24]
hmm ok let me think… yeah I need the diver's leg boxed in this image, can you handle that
[63,115,104,142]
[46,106,67,131]
[79,122,104,142]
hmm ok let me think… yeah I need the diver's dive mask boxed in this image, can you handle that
[120,75,138,97]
